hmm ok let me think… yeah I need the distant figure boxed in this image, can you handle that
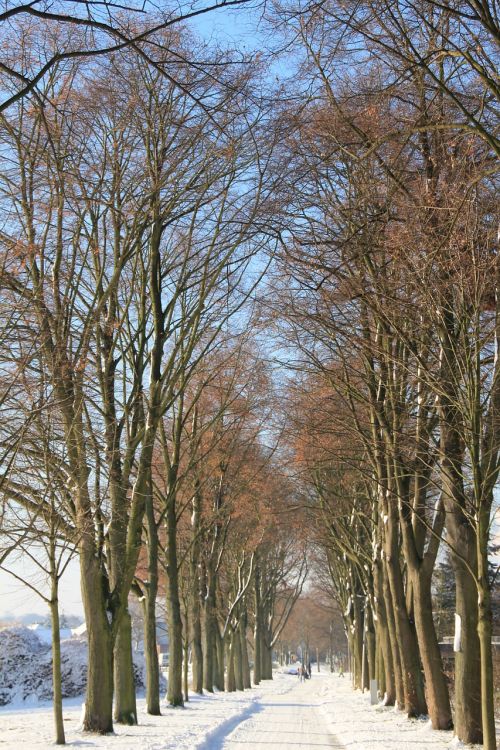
[338,664,344,678]
[307,662,312,679]
[298,664,304,682]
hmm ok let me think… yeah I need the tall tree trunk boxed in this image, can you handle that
[234,626,244,691]
[347,630,354,685]
[215,627,225,691]
[166,494,184,707]
[452,551,482,743]
[240,614,251,689]
[377,639,386,699]
[183,634,190,703]
[191,602,203,694]
[253,567,262,685]
[202,562,216,692]
[349,582,364,690]
[440,415,482,740]
[382,559,405,710]
[49,577,65,745]
[373,562,395,705]
[477,510,495,750]
[80,551,114,734]
[439,304,482,744]
[114,610,137,725]
[397,449,452,729]
[226,634,236,692]
[412,574,452,729]
[143,485,160,715]
[190,482,204,694]
[142,584,161,715]
[202,609,215,693]
[384,513,427,717]
[261,627,273,680]
[202,608,214,691]
[365,603,376,687]
[351,615,363,690]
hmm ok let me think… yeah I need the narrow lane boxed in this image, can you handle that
[219,675,343,750]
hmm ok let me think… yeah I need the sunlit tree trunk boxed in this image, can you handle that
[166,489,184,707]
[253,566,262,685]
[439,314,482,744]
[80,550,113,733]
[114,610,137,725]
[49,547,65,745]
[202,569,216,692]
[142,489,161,715]
[190,478,204,694]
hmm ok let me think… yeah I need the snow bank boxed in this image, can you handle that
[0,626,147,707]
[27,624,73,644]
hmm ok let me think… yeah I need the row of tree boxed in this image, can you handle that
[0,26,307,742]
[271,1,499,748]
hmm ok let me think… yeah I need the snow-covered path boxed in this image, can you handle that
[213,677,342,750]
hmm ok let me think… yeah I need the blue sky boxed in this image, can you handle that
[188,3,267,51]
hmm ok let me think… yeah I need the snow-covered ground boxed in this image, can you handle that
[0,668,491,750]
[213,671,482,750]
[0,671,296,749]
[316,673,483,750]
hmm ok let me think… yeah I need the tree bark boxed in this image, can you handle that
[113,610,137,725]
[202,561,216,692]
[439,392,482,740]
[240,614,251,689]
[190,481,204,694]
[49,582,65,745]
[382,558,405,710]
[142,488,161,715]
[183,634,190,703]
[351,597,363,690]
[365,603,376,687]
[80,551,114,734]
[384,510,427,717]
[226,634,236,692]
[373,561,395,705]
[215,627,225,691]
[234,626,244,691]
[412,574,452,729]
[261,630,273,680]
[166,492,184,707]
[477,507,495,750]
[191,602,204,694]
[253,567,262,685]
[452,552,482,743]
[142,583,161,715]
[202,609,215,692]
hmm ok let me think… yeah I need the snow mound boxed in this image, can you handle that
[27,623,72,644]
[0,626,147,706]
